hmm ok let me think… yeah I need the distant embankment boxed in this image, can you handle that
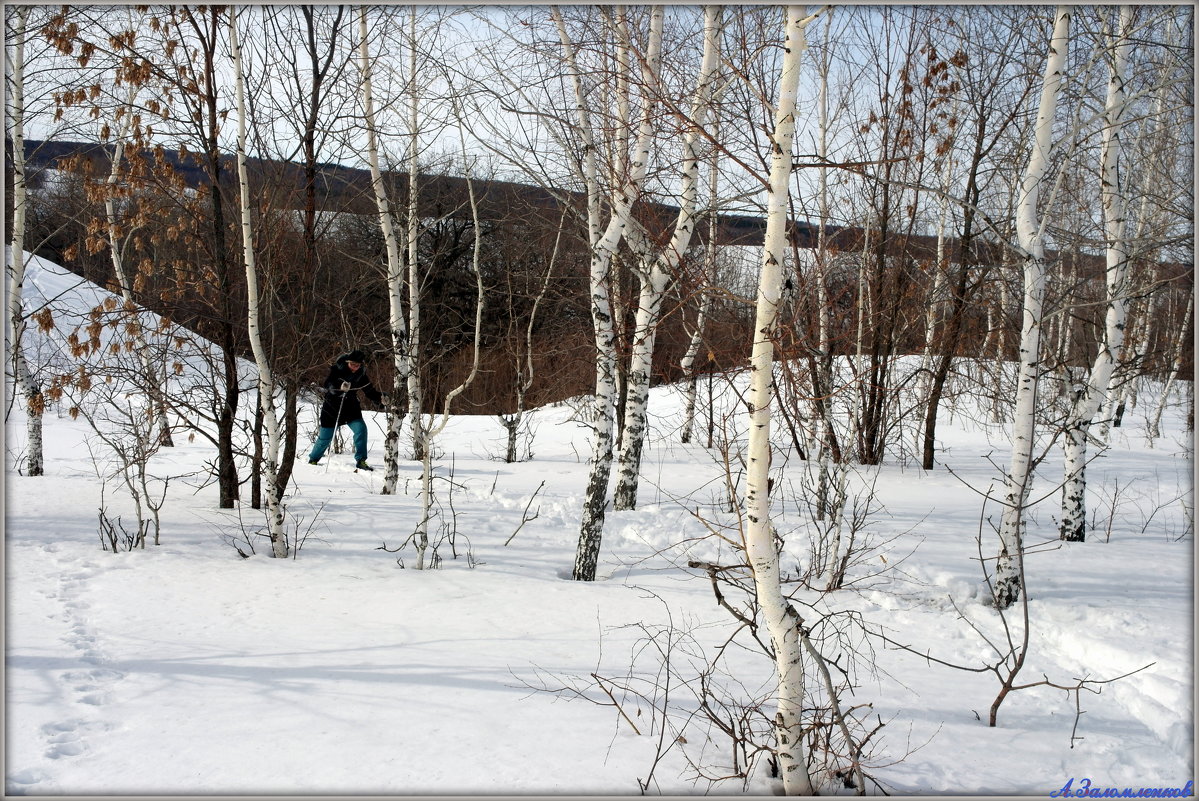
[19,137,973,261]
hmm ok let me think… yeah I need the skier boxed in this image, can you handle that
[307,350,386,471]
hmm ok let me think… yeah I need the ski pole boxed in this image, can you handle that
[325,384,349,473]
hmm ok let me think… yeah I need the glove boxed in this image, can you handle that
[340,380,352,392]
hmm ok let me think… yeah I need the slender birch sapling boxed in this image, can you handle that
[499,208,566,463]
[231,8,287,558]
[994,7,1070,609]
[405,6,427,462]
[5,6,47,476]
[679,142,720,446]
[1058,5,1133,543]
[357,8,411,495]
[98,71,174,449]
[743,6,822,794]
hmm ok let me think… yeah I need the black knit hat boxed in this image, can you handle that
[344,350,366,363]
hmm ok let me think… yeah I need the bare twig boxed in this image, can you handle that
[592,673,642,736]
[504,480,544,546]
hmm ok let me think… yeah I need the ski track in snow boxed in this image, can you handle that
[1034,601,1193,764]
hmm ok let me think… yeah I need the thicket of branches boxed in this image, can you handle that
[9,6,1190,420]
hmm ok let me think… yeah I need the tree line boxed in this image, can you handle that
[6,0,1193,589]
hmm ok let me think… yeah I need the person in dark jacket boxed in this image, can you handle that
[307,350,385,471]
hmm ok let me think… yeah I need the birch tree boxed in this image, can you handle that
[5,5,46,476]
[993,7,1070,610]
[251,5,355,498]
[554,6,663,582]
[86,6,244,507]
[744,6,822,793]
[403,7,428,463]
[231,8,286,558]
[498,210,566,464]
[1105,38,1183,433]
[357,7,410,495]
[798,12,845,472]
[1058,6,1133,543]
[1109,11,1192,439]
[613,5,723,511]
[679,147,721,445]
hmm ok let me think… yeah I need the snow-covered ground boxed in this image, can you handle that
[5,255,1194,795]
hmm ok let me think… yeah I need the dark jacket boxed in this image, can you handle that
[318,355,383,428]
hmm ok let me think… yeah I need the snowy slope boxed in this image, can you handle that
[5,253,1194,795]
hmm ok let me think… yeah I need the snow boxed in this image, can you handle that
[5,254,1194,795]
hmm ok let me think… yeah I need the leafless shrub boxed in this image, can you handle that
[217,500,330,560]
[377,457,478,568]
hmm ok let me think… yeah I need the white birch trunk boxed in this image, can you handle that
[850,222,870,458]
[1106,70,1172,435]
[1056,256,1073,382]
[982,304,993,361]
[606,11,633,453]
[1059,6,1132,542]
[614,5,722,510]
[821,463,850,589]
[358,9,410,495]
[231,9,287,558]
[680,131,722,446]
[997,261,1011,365]
[612,243,667,511]
[679,249,714,445]
[744,7,817,794]
[679,290,711,446]
[809,20,836,505]
[5,7,45,477]
[1148,290,1192,441]
[1107,303,1149,429]
[994,7,1070,609]
[918,268,946,401]
[405,7,426,462]
[555,7,662,581]
[815,14,831,362]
